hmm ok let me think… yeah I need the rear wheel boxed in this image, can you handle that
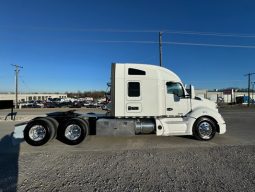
[24,118,56,146]
[193,117,216,141]
[59,118,89,145]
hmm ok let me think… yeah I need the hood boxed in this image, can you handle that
[192,97,218,111]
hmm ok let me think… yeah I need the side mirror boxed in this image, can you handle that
[190,85,195,99]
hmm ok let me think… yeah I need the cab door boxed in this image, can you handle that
[165,82,191,116]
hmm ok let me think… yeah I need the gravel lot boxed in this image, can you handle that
[0,107,255,192]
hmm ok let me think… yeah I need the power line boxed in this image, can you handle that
[2,25,255,38]
[163,30,255,38]
[76,40,255,49]
[6,37,255,49]
[3,28,255,48]
[0,26,160,33]
[164,41,255,49]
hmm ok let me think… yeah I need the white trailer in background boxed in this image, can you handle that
[14,63,226,146]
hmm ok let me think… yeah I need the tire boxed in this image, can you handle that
[59,118,89,145]
[193,117,216,141]
[24,118,56,146]
[44,117,59,140]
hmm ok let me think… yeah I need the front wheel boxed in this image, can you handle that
[193,117,216,141]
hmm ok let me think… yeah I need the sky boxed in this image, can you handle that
[1,0,255,93]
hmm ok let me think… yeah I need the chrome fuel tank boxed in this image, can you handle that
[135,119,155,134]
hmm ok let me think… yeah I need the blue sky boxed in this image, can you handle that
[1,0,255,93]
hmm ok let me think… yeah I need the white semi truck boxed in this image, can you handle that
[14,63,226,146]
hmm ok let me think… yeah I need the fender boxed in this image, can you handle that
[186,107,226,134]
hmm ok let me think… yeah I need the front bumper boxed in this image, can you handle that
[218,122,226,134]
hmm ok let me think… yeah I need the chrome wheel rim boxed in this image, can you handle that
[29,125,47,141]
[65,124,81,141]
[198,121,212,139]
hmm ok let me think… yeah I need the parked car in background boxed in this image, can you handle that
[69,101,82,108]
[35,100,44,108]
[85,102,99,108]
[20,101,42,108]
[44,102,58,108]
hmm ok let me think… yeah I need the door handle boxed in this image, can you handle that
[167,108,173,111]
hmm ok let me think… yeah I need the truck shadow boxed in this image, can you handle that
[0,134,23,192]
[178,135,196,140]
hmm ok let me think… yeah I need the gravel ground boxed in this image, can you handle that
[0,107,255,192]
[0,145,254,192]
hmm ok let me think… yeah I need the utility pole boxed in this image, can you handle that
[244,73,255,106]
[11,64,23,108]
[252,81,255,102]
[159,32,163,67]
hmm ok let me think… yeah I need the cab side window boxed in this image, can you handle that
[166,82,185,97]
[128,82,140,97]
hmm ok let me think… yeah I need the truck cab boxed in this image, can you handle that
[110,63,225,138]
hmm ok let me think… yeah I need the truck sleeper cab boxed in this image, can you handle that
[14,63,226,146]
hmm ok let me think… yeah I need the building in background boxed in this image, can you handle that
[0,93,67,102]
[195,89,252,104]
